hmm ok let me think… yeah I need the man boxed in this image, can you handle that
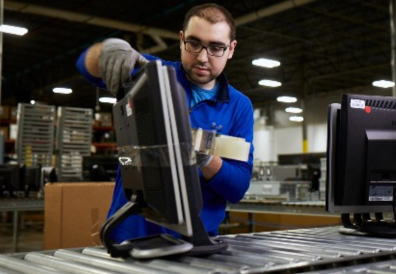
[76,3,254,243]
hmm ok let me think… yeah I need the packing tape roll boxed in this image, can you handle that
[211,135,250,162]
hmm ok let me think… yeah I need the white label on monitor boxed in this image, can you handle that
[368,186,393,201]
[126,103,132,117]
[350,99,365,109]
[369,196,393,201]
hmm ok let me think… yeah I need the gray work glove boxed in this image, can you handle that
[99,38,148,96]
[196,153,214,169]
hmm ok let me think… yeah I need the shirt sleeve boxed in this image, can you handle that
[205,98,254,203]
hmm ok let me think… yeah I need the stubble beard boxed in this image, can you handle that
[184,65,218,86]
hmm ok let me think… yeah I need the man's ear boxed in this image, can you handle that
[227,40,237,59]
[179,31,184,49]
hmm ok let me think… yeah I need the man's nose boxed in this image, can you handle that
[196,47,209,62]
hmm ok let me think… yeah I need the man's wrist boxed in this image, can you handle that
[199,156,223,181]
[85,42,103,77]
[198,154,214,169]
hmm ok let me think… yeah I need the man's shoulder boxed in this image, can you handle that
[227,84,252,106]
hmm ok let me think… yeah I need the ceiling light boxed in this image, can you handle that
[285,107,303,113]
[0,24,28,36]
[277,96,297,103]
[372,80,395,88]
[53,87,72,94]
[258,79,282,87]
[99,97,116,104]
[252,58,280,68]
[289,116,304,122]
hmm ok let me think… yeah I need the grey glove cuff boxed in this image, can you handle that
[196,153,214,169]
[99,38,147,96]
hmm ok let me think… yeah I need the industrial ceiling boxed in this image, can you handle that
[0,0,393,112]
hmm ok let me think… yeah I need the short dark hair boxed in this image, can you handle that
[182,3,236,41]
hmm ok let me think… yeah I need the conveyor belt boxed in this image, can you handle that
[2,226,396,274]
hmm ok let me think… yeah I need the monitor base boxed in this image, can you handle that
[185,238,228,256]
[338,227,368,236]
[339,222,396,238]
[100,201,228,259]
[358,221,396,238]
[340,213,396,238]
[124,234,194,259]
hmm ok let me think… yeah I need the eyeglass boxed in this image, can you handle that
[183,40,230,57]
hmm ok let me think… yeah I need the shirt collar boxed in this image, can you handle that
[178,64,230,103]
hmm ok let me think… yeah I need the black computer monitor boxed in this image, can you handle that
[327,93,396,237]
[0,164,20,197]
[100,60,227,258]
[82,155,118,181]
[19,165,41,196]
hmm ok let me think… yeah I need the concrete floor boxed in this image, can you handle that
[0,213,44,254]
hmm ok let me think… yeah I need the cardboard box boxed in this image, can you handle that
[44,182,115,250]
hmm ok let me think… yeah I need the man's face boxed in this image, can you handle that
[180,16,237,89]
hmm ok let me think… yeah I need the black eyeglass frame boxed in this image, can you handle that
[183,40,230,57]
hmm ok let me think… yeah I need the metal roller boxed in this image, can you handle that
[5,227,396,273]
[81,247,221,274]
[232,234,363,256]
[254,231,387,253]
[203,253,274,269]
[24,252,114,274]
[226,243,320,263]
[222,236,339,259]
[0,254,66,274]
[0,265,29,274]
[223,249,291,265]
[299,260,396,274]
[176,256,250,273]
[54,249,176,274]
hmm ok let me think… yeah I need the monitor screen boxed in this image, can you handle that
[101,60,227,258]
[326,93,396,236]
[19,165,41,194]
[82,155,118,181]
[0,164,20,197]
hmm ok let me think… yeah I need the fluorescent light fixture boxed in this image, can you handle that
[259,79,282,87]
[285,107,303,113]
[252,58,280,68]
[289,116,304,122]
[0,24,28,36]
[53,87,72,94]
[277,96,297,103]
[99,97,116,104]
[372,80,395,88]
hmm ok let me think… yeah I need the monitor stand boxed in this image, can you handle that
[339,188,396,238]
[100,200,227,259]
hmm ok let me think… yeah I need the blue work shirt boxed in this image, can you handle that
[76,51,254,243]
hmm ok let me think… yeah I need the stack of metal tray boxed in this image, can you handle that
[2,226,396,274]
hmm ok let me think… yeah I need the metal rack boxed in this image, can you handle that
[3,226,396,273]
[56,107,92,181]
[15,103,55,166]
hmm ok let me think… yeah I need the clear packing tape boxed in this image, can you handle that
[117,128,250,168]
[118,143,196,167]
[192,128,250,162]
